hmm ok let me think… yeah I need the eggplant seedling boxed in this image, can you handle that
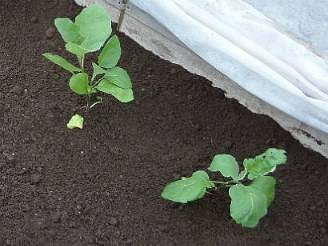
[161,148,287,228]
[43,4,134,129]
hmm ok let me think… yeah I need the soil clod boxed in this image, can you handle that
[30,174,41,185]
[46,27,56,39]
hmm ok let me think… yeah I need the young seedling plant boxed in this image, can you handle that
[43,4,134,129]
[161,148,287,228]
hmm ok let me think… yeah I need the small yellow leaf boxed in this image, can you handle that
[67,114,84,129]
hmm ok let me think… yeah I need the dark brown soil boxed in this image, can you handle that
[1,1,328,245]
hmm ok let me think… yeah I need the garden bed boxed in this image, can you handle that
[0,1,327,245]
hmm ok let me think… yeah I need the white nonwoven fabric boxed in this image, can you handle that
[130,0,328,133]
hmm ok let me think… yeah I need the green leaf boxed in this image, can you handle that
[262,148,287,166]
[53,5,112,54]
[67,114,84,129]
[244,148,287,180]
[96,79,134,103]
[192,170,215,189]
[243,157,275,180]
[69,73,90,95]
[92,63,107,81]
[75,4,112,52]
[229,184,267,228]
[208,154,239,180]
[250,176,276,207]
[98,35,121,68]
[104,67,132,89]
[65,42,88,57]
[43,53,81,73]
[54,18,82,43]
[161,171,213,203]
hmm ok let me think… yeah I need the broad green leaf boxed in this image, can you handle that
[161,171,212,203]
[208,154,239,180]
[192,170,215,189]
[262,148,287,166]
[98,35,121,68]
[104,67,132,89]
[96,79,134,103]
[244,157,275,180]
[75,4,112,52]
[229,184,267,228]
[65,42,88,57]
[244,148,287,180]
[250,176,276,207]
[92,63,107,81]
[69,73,90,95]
[54,18,82,43]
[43,53,81,73]
[67,114,84,129]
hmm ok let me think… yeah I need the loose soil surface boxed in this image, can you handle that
[1,1,328,245]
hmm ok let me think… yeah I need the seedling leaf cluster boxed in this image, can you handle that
[161,148,287,228]
[43,4,134,129]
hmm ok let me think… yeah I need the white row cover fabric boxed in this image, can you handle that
[130,0,328,134]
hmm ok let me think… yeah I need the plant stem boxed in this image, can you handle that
[77,55,90,112]
[212,181,230,185]
[85,94,90,113]
[78,55,85,72]
[81,55,85,72]
[92,76,104,87]
[212,180,240,189]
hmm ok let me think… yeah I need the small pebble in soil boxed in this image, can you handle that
[30,174,41,185]
[3,152,15,162]
[46,27,56,39]
[69,221,77,228]
[22,205,31,212]
[51,211,62,223]
[160,225,169,233]
[303,232,310,239]
[109,217,119,226]
[31,16,38,23]
[10,85,24,96]
[35,218,47,230]
[314,169,321,176]
[318,220,326,227]
[18,167,28,175]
